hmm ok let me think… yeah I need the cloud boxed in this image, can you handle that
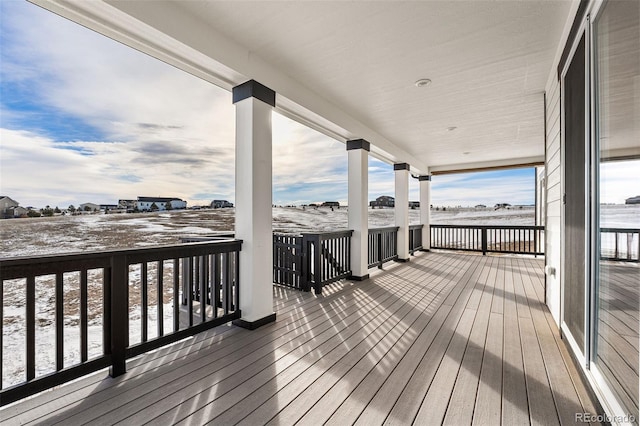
[272,113,348,204]
[0,1,239,207]
[600,160,640,204]
[7,1,631,212]
[431,169,535,206]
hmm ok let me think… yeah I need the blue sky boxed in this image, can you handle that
[1,2,635,209]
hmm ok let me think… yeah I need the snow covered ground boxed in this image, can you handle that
[1,205,637,388]
[1,206,539,258]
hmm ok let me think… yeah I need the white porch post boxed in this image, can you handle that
[394,163,410,261]
[232,80,276,329]
[419,175,431,251]
[347,139,370,280]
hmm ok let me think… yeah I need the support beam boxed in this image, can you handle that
[394,163,410,261]
[232,80,276,329]
[419,175,431,251]
[347,139,370,280]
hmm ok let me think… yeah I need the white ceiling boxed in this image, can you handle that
[36,0,576,174]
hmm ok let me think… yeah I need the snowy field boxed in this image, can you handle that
[1,205,637,388]
[0,206,541,258]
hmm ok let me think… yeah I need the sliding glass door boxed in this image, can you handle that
[593,0,639,422]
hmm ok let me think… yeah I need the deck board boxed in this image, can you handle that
[1,252,604,426]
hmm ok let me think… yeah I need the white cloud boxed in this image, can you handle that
[600,160,640,204]
[0,1,356,209]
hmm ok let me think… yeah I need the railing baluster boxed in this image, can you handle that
[210,255,217,318]
[482,227,488,255]
[232,251,240,312]
[181,258,189,306]
[157,261,164,337]
[56,273,64,371]
[26,276,35,381]
[173,259,180,332]
[314,236,322,294]
[224,253,233,315]
[141,262,148,343]
[103,267,112,360]
[200,256,206,323]
[80,269,88,362]
[377,232,383,268]
[110,254,128,377]
[187,257,194,327]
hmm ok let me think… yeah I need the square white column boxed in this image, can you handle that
[419,175,431,250]
[394,163,410,261]
[232,80,276,329]
[347,140,370,280]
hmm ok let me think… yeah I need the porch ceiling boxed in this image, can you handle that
[37,0,575,173]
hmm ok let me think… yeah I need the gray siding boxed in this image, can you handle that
[545,73,562,325]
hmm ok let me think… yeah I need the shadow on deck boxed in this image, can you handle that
[1,252,603,425]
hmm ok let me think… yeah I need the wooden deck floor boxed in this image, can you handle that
[1,252,602,425]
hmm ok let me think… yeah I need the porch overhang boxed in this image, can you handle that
[30,0,574,173]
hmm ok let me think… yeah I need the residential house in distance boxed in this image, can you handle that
[118,199,137,212]
[137,196,187,212]
[0,196,20,218]
[321,201,340,208]
[370,195,394,208]
[79,202,100,212]
[409,201,420,209]
[210,199,234,208]
[12,206,29,218]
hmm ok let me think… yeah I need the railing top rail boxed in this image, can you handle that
[600,227,640,233]
[0,239,243,277]
[431,224,544,230]
[301,229,353,239]
[408,224,424,229]
[368,226,400,233]
[180,233,235,242]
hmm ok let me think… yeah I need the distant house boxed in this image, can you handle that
[0,196,20,218]
[625,195,640,205]
[370,196,395,208]
[12,206,28,218]
[321,201,340,208]
[137,196,187,211]
[99,204,118,211]
[211,200,234,209]
[80,203,100,212]
[118,199,137,212]
[409,201,420,209]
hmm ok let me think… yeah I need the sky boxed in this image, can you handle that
[1,1,637,209]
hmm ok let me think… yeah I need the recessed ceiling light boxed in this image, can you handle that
[415,78,432,88]
[447,126,457,131]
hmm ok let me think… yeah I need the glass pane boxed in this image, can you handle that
[595,0,640,421]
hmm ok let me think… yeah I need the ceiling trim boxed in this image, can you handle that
[429,156,545,175]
